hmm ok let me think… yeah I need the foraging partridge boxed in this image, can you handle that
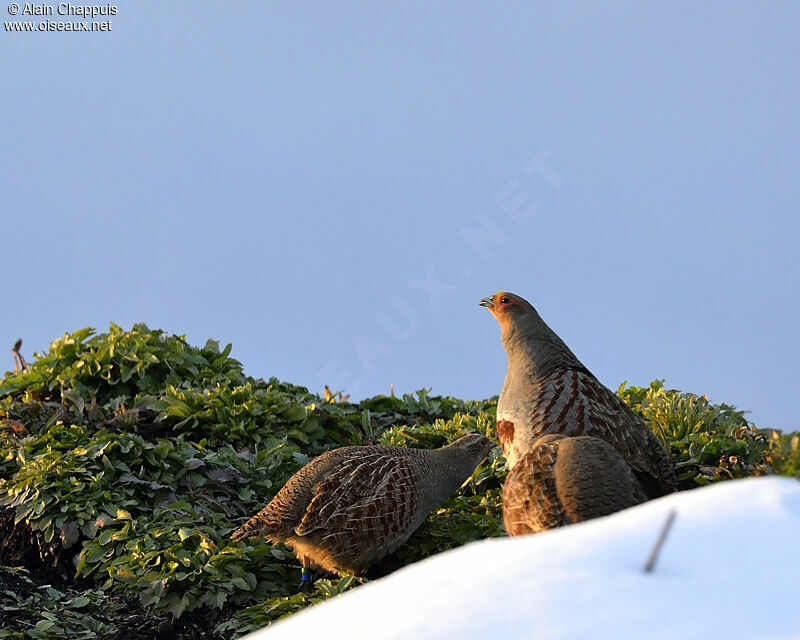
[502,434,647,535]
[480,292,675,507]
[231,434,493,576]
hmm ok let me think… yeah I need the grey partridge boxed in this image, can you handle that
[502,434,647,535]
[231,434,493,575]
[480,291,675,531]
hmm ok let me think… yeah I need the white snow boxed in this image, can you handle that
[245,477,800,640]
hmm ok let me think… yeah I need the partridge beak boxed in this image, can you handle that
[479,296,494,309]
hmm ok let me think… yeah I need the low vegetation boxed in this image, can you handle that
[0,324,796,638]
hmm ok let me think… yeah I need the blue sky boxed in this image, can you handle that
[2,2,798,431]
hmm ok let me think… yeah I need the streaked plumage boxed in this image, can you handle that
[501,366,674,498]
[502,434,647,535]
[231,434,493,574]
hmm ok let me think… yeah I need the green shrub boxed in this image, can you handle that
[0,325,796,638]
[618,380,776,488]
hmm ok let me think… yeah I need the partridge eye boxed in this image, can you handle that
[500,297,510,304]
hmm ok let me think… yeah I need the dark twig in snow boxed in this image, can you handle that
[644,510,676,573]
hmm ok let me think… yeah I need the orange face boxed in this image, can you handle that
[479,292,529,331]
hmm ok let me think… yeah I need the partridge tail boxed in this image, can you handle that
[230,511,276,542]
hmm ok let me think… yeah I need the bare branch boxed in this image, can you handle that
[12,339,27,372]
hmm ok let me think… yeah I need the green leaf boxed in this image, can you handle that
[287,429,309,444]
[83,543,111,564]
[98,528,114,545]
[61,388,85,414]
[231,577,251,591]
[14,504,33,524]
[172,593,190,619]
[184,457,205,470]
[69,595,91,608]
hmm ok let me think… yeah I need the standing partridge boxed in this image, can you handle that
[480,292,675,532]
[231,434,493,579]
